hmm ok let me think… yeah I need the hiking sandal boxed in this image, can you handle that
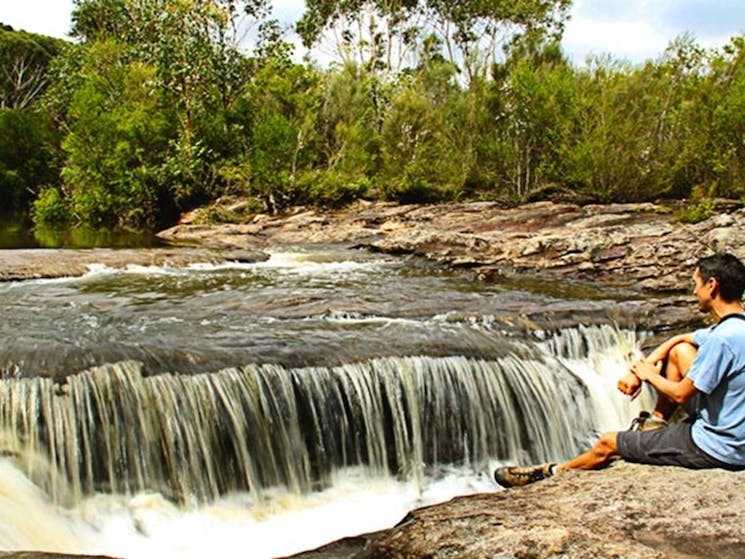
[493,463,556,488]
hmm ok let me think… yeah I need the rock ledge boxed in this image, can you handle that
[287,462,745,559]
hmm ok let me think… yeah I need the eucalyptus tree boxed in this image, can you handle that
[695,35,745,200]
[297,0,420,77]
[298,0,571,83]
[0,26,66,109]
[0,27,66,211]
[379,56,466,202]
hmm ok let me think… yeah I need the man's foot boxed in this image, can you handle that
[493,463,556,488]
[629,411,668,432]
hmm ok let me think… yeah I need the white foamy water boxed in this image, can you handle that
[111,250,390,278]
[248,250,393,277]
[0,463,495,559]
[541,324,656,433]
[0,325,646,559]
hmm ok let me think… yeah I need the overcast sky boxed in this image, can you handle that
[1,0,744,65]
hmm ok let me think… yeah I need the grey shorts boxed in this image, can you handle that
[616,422,744,471]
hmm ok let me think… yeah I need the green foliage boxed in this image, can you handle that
[12,3,745,233]
[379,59,466,203]
[70,0,128,42]
[239,59,322,211]
[59,41,174,228]
[197,204,244,225]
[298,0,570,82]
[32,187,70,225]
[676,199,714,224]
[296,170,371,208]
[0,108,62,210]
[0,26,67,108]
[487,40,576,201]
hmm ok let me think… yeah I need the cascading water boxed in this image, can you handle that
[0,248,655,558]
[0,352,600,507]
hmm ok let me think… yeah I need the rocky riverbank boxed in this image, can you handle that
[283,462,745,559]
[5,200,744,297]
[0,247,267,281]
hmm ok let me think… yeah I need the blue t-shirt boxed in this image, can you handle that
[688,315,745,465]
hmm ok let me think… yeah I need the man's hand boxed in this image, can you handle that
[618,371,642,399]
[631,359,663,382]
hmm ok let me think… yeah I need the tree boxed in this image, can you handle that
[485,39,576,201]
[380,57,466,202]
[0,108,62,210]
[70,0,129,42]
[240,59,323,211]
[0,27,67,108]
[696,36,745,200]
[297,0,570,83]
[56,41,175,228]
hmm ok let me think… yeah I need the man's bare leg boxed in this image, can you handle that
[494,342,701,487]
[557,432,621,472]
[651,342,697,420]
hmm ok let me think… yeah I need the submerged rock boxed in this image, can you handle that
[7,200,745,298]
[285,462,745,559]
[156,199,745,333]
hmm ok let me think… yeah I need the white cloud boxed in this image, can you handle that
[565,0,745,65]
[563,16,670,65]
[0,0,74,38]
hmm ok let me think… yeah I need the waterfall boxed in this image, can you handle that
[540,323,655,433]
[0,325,647,508]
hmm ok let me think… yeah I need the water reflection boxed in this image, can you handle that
[0,211,166,249]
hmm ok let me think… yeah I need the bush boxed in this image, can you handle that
[32,187,70,226]
[0,108,62,210]
[296,170,370,208]
[676,199,714,223]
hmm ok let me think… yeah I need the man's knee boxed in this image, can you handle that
[669,342,697,377]
[592,432,619,461]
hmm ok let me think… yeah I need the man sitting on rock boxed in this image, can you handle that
[494,253,745,488]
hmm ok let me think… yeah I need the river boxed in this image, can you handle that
[0,246,654,558]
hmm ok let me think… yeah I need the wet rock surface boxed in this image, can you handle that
[6,200,744,297]
[0,247,267,281]
[4,201,745,559]
[284,462,745,559]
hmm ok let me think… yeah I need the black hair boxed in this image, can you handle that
[697,253,745,302]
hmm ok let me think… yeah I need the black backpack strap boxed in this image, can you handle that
[718,313,745,325]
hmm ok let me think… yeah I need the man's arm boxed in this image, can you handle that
[617,333,698,397]
[630,360,699,404]
[643,333,697,365]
